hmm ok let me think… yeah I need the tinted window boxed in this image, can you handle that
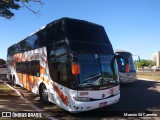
[99,55,118,83]
[26,34,38,50]
[116,52,136,72]
[48,54,68,86]
[47,44,69,87]
[16,62,23,73]
[47,45,57,82]
[30,61,40,76]
[7,44,19,56]
[19,40,27,52]
[78,54,102,87]
[117,57,126,72]
[7,46,14,56]
[129,57,136,72]
[8,21,65,55]
[16,60,40,76]
[64,19,114,54]
[34,23,64,49]
[76,53,119,87]
[57,55,68,85]
[65,20,110,44]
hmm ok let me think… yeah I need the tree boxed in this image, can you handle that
[0,58,6,65]
[135,59,149,68]
[0,0,43,19]
[148,60,156,68]
[135,59,156,69]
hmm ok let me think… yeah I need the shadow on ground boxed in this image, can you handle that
[0,74,160,119]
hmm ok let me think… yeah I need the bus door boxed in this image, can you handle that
[47,44,69,103]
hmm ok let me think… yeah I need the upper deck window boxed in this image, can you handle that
[63,19,114,54]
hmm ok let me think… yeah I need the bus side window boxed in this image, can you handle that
[55,43,69,86]
[56,55,68,86]
[16,62,20,73]
[30,61,40,77]
[47,45,58,82]
[47,44,69,87]
[120,58,125,65]
[24,62,30,74]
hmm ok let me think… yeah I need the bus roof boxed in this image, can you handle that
[8,18,114,55]
[114,50,132,58]
[114,50,132,53]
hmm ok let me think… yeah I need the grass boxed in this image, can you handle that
[137,71,160,81]
[0,82,18,98]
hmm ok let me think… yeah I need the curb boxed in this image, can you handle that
[137,78,159,82]
[0,79,57,120]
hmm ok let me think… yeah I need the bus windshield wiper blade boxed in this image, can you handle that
[79,83,95,87]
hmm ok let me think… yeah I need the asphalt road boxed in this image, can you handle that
[0,73,160,119]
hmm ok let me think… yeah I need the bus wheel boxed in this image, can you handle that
[11,75,15,85]
[40,84,49,104]
[12,75,16,86]
[10,74,13,83]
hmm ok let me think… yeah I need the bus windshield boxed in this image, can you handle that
[116,52,136,72]
[75,53,119,87]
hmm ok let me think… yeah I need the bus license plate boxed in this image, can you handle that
[99,102,107,107]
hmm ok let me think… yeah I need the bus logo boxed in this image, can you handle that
[2,112,11,117]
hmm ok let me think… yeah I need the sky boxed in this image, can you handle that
[0,0,160,60]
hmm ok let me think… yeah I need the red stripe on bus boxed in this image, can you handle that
[51,82,69,106]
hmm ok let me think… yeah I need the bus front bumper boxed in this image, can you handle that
[68,93,120,113]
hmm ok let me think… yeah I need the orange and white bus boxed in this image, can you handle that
[7,18,129,112]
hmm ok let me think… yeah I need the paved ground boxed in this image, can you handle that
[0,69,160,120]
[0,74,53,120]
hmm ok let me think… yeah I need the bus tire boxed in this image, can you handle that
[10,74,14,85]
[39,84,49,104]
[10,74,12,80]
[12,75,16,86]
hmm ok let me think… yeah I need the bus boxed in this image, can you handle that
[115,50,137,83]
[7,18,129,112]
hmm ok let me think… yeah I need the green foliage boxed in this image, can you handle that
[0,0,43,19]
[0,0,21,19]
[148,60,156,67]
[137,59,148,68]
[135,59,156,68]
[0,58,6,65]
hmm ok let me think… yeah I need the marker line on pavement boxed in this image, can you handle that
[0,79,57,120]
[137,78,159,81]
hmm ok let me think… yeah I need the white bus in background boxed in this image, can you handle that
[7,18,129,112]
[115,50,137,83]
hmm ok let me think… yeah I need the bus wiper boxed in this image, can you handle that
[79,83,95,87]
[84,74,101,81]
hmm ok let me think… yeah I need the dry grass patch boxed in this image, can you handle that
[137,71,160,81]
[0,82,18,98]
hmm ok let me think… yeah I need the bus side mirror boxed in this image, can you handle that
[115,55,130,73]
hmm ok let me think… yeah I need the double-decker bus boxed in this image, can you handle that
[7,18,129,112]
[115,50,137,83]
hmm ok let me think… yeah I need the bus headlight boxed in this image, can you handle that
[73,97,90,102]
